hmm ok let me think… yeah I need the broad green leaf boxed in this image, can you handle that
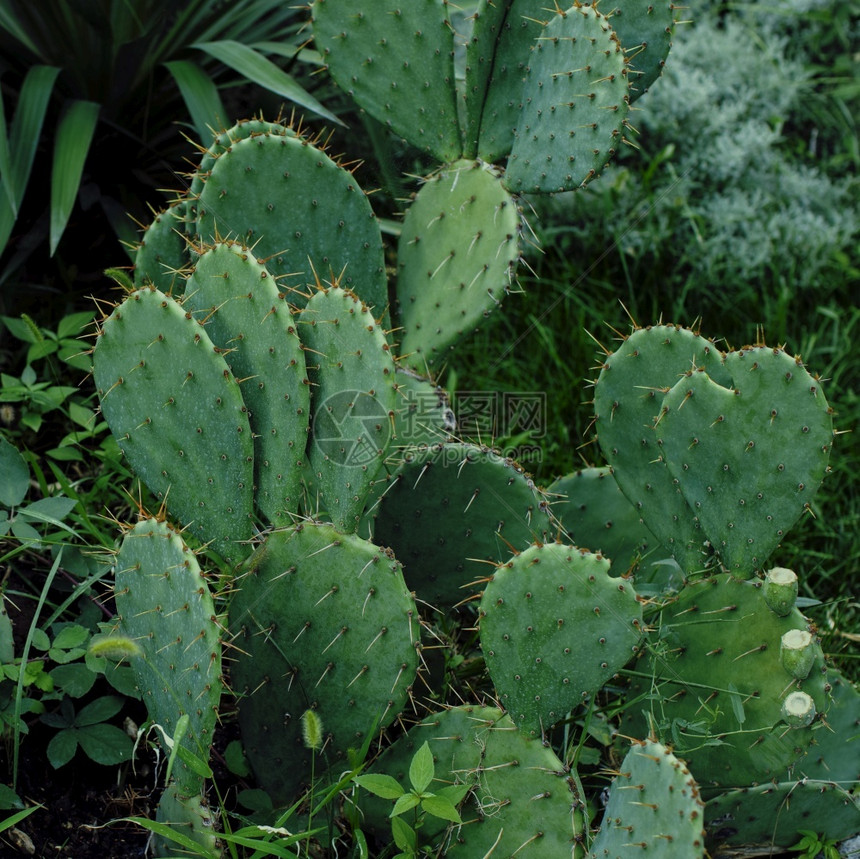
[77,723,134,765]
[0,436,29,507]
[192,40,343,126]
[75,694,124,727]
[164,59,228,144]
[390,792,421,818]
[51,624,89,651]
[17,496,78,532]
[390,815,416,853]
[50,99,100,255]
[354,773,405,800]
[408,741,434,795]
[56,309,93,339]
[50,663,97,698]
[421,793,462,824]
[46,728,79,768]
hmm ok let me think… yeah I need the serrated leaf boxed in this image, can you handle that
[390,815,416,852]
[408,741,434,794]
[390,792,421,818]
[421,793,462,824]
[354,773,405,801]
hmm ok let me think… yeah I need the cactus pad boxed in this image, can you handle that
[624,573,831,790]
[196,130,386,312]
[311,0,462,163]
[228,523,420,804]
[370,443,552,611]
[589,738,705,858]
[93,286,254,560]
[479,542,643,737]
[134,200,189,292]
[114,518,223,795]
[655,346,834,575]
[182,240,309,525]
[397,159,521,370]
[300,285,396,532]
[505,3,630,193]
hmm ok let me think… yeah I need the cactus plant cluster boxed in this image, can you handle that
[89,3,857,857]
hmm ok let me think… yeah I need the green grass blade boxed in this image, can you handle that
[191,40,343,126]
[163,59,228,144]
[0,84,14,213]
[0,5,42,56]
[50,99,100,255]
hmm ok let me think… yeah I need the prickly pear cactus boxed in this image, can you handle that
[505,3,631,193]
[589,738,705,858]
[299,285,396,533]
[446,713,588,857]
[153,782,222,858]
[592,324,730,576]
[548,466,667,578]
[113,517,223,796]
[228,523,420,804]
[370,442,552,610]
[134,199,188,292]
[396,159,521,370]
[194,127,387,313]
[93,286,255,562]
[311,0,463,163]
[655,345,834,576]
[182,240,310,525]
[479,543,643,738]
[625,572,831,791]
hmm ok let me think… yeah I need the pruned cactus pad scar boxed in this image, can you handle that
[195,130,386,313]
[114,518,223,796]
[300,285,396,533]
[370,443,552,611]
[397,159,520,371]
[505,3,630,193]
[593,324,730,576]
[228,523,420,804]
[589,738,705,858]
[311,0,462,163]
[182,241,309,526]
[93,286,254,561]
[656,346,834,575]
[479,543,643,738]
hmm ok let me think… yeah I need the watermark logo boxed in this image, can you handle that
[313,390,391,467]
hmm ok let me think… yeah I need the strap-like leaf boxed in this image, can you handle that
[50,99,100,255]
[192,39,343,126]
[164,59,228,143]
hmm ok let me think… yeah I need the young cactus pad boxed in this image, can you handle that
[114,517,223,796]
[588,738,705,858]
[182,240,310,525]
[479,542,643,738]
[133,199,189,292]
[655,345,834,575]
[93,286,254,561]
[195,128,386,313]
[228,523,420,804]
[396,159,520,370]
[311,0,463,163]
[370,443,552,611]
[299,285,396,533]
